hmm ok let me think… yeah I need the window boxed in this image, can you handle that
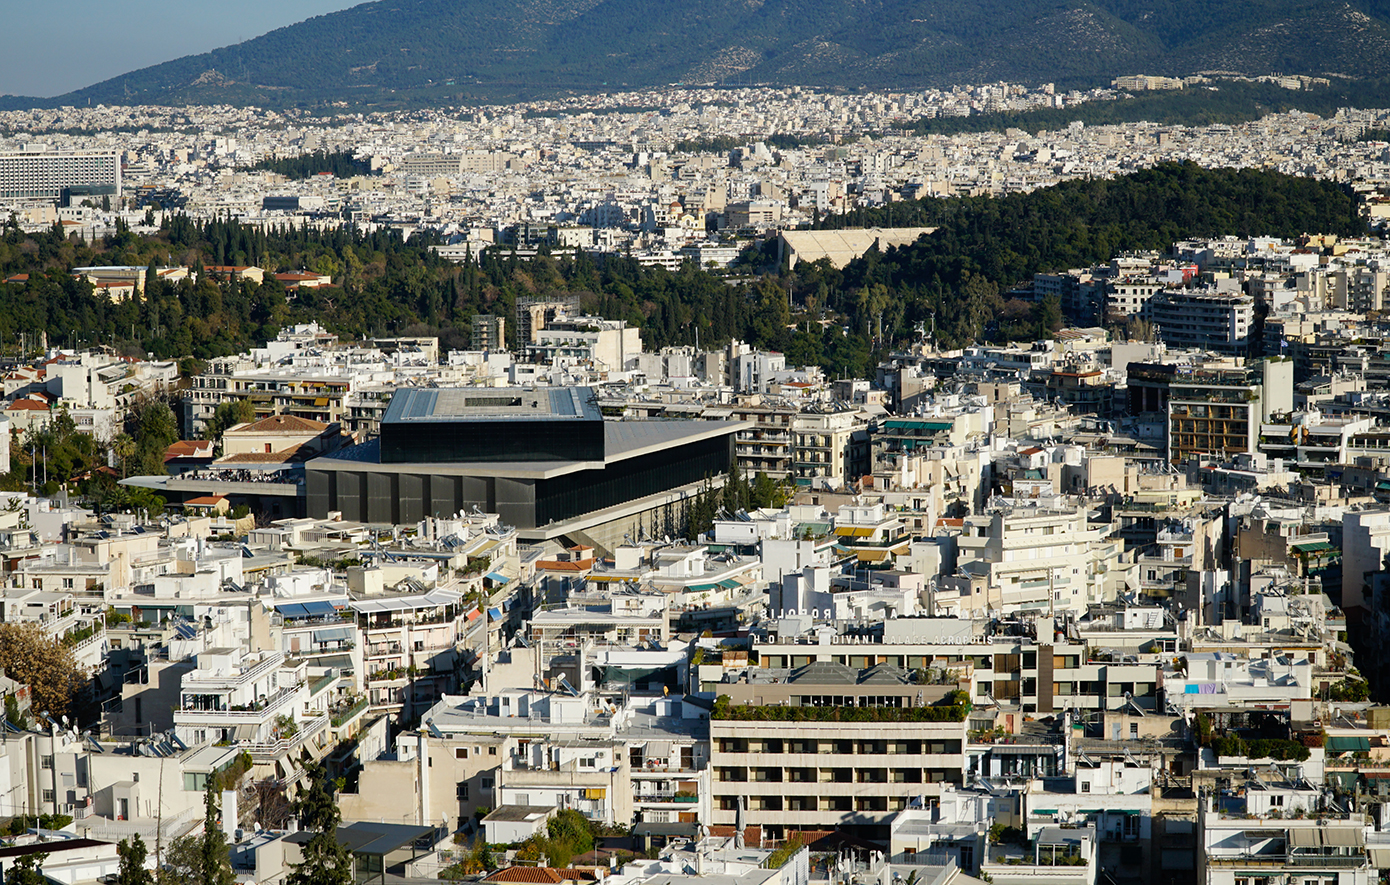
[960,845,974,870]
[41,755,53,770]
[42,790,53,804]
[580,757,596,769]
[456,748,468,759]
[489,746,497,756]
[1129,723,1139,739]
[457,783,469,800]
[1081,781,1091,793]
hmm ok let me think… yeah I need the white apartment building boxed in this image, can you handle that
[1145,290,1254,354]
[941,503,1125,616]
[0,150,121,200]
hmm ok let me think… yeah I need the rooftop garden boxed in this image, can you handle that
[712,690,971,722]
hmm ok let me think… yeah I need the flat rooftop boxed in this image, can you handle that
[382,387,601,424]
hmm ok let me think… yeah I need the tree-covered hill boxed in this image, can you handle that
[0,163,1361,380]
[18,0,1390,108]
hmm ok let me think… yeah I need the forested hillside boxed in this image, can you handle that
[0,164,1361,383]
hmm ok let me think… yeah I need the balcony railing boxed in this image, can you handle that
[178,684,299,717]
[1207,855,1366,869]
[330,697,369,727]
[242,713,329,760]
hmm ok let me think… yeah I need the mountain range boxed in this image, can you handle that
[15,0,1390,108]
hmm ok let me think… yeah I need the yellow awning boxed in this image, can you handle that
[835,526,873,538]
[857,549,892,563]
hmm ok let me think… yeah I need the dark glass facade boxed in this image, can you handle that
[379,417,605,464]
[307,433,733,528]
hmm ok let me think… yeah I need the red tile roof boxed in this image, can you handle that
[233,414,329,434]
[165,440,215,461]
[485,868,594,884]
[535,560,590,572]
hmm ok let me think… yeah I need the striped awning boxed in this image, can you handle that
[835,526,874,538]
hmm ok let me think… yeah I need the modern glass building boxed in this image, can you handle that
[307,387,741,539]
[378,387,605,464]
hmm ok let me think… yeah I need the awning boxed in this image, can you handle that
[314,626,353,643]
[485,572,511,584]
[1324,828,1364,847]
[1369,847,1390,868]
[233,724,258,741]
[1291,540,1335,554]
[718,579,742,589]
[487,607,503,622]
[835,526,873,538]
[466,608,481,622]
[1289,829,1320,848]
[857,549,892,562]
[644,740,672,757]
[1327,736,1371,752]
[275,600,339,619]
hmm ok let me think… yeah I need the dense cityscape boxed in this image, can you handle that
[2,44,1390,885]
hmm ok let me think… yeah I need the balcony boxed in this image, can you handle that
[367,667,409,684]
[634,792,700,804]
[183,653,283,691]
[178,684,300,719]
[1207,855,1366,870]
[330,696,369,728]
[242,713,329,762]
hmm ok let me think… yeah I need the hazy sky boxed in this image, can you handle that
[5,0,362,98]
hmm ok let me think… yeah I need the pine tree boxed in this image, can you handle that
[287,764,352,885]
[200,782,235,885]
[116,835,153,885]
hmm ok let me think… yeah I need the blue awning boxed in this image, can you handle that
[275,600,339,619]
[487,607,503,622]
[485,572,511,584]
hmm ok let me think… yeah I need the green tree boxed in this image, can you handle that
[200,782,235,885]
[546,808,594,857]
[116,834,154,885]
[205,400,256,442]
[7,853,48,885]
[287,764,352,885]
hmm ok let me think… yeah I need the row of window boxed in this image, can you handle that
[715,790,954,813]
[718,766,961,784]
[716,739,962,755]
